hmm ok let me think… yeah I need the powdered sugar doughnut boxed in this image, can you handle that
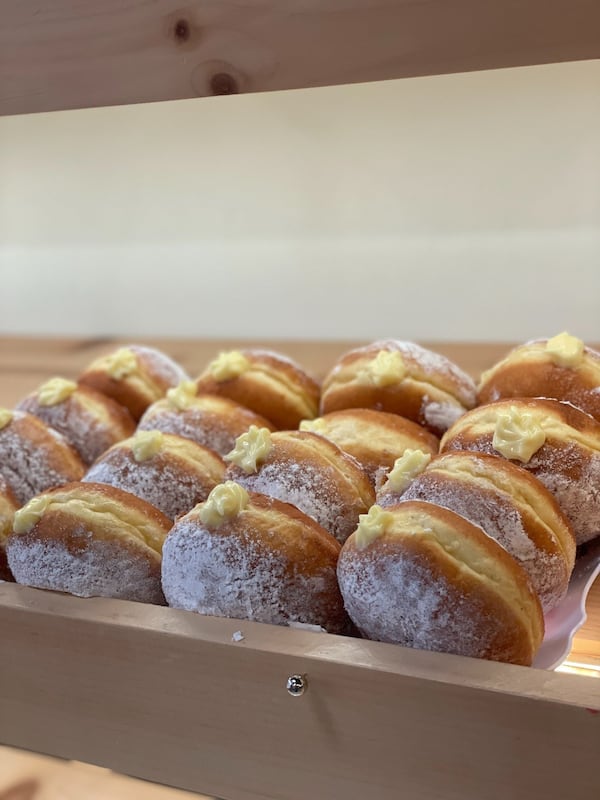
[0,408,85,505]
[17,377,135,465]
[300,408,439,487]
[7,482,171,604]
[337,501,544,665]
[320,340,476,436]
[378,450,575,612]
[138,384,275,456]
[441,398,600,545]
[0,476,18,581]
[478,333,600,421]
[195,348,320,429]
[84,430,225,520]
[162,482,350,633]
[223,427,374,543]
[79,345,189,421]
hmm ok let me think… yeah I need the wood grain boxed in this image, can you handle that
[1,0,600,116]
[1,584,600,800]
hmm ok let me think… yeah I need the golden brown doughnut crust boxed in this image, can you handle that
[224,430,375,543]
[337,500,544,665]
[302,409,439,486]
[18,382,135,465]
[84,432,225,520]
[138,393,275,456]
[478,338,600,421]
[0,410,85,506]
[440,398,600,545]
[7,482,171,603]
[320,340,476,436]
[0,477,18,581]
[380,450,575,612]
[195,349,320,430]
[162,489,350,634]
[79,345,189,421]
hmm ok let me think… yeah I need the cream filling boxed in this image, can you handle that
[430,459,572,561]
[450,408,600,454]
[394,507,542,645]
[12,493,166,554]
[478,344,600,390]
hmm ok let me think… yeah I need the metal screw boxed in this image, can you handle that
[286,674,307,697]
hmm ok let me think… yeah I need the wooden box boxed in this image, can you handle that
[1,1,600,796]
[1,338,600,800]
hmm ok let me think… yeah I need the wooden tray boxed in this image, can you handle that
[1,337,600,800]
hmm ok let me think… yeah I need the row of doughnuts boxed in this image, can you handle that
[2,334,600,669]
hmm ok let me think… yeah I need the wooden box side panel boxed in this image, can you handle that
[2,586,600,800]
[2,0,600,116]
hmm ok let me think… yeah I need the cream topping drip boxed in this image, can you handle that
[225,426,273,474]
[0,408,13,430]
[299,417,327,434]
[545,332,584,368]
[13,494,53,534]
[38,377,77,406]
[359,350,406,388]
[354,505,394,550]
[384,449,432,493]
[166,380,198,411]
[492,406,546,463]
[209,351,250,382]
[105,348,138,379]
[131,430,164,462]
[198,481,250,528]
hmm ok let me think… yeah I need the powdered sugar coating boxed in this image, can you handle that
[344,340,476,408]
[138,399,272,457]
[422,401,465,433]
[18,391,133,465]
[533,447,600,545]
[130,345,189,388]
[226,459,364,543]
[0,411,84,505]
[162,518,344,632]
[338,542,528,663]
[443,432,600,545]
[394,474,568,612]
[84,448,222,520]
[7,535,164,604]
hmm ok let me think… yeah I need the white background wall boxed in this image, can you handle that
[0,59,598,341]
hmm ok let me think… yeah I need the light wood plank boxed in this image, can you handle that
[0,747,206,800]
[1,584,600,800]
[1,0,599,116]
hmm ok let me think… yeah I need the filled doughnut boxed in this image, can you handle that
[162,481,350,633]
[337,500,544,665]
[195,348,320,429]
[223,426,374,543]
[320,340,476,436]
[478,332,600,421]
[0,408,85,505]
[79,344,189,421]
[138,382,275,456]
[83,430,225,520]
[0,477,18,581]
[7,482,171,604]
[300,408,439,486]
[17,377,135,465]
[440,398,600,545]
[378,450,575,612]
